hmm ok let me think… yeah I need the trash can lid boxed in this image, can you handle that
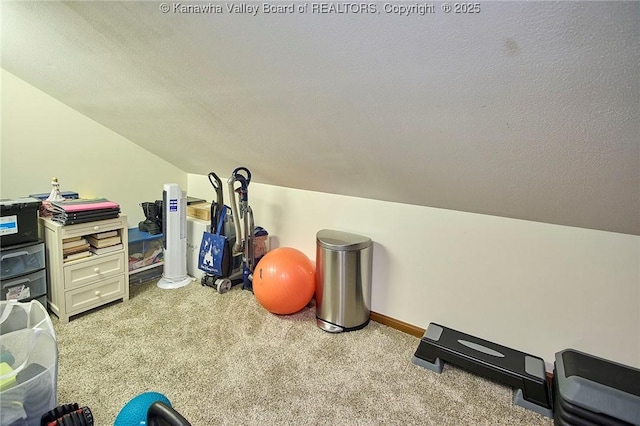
[316,229,372,251]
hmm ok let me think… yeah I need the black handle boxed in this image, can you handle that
[207,172,224,205]
[147,401,191,426]
[232,167,251,185]
[208,172,224,226]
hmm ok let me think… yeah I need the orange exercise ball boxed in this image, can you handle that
[253,247,315,315]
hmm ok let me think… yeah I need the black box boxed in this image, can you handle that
[0,198,42,248]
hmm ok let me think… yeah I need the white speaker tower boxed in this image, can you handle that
[157,183,192,289]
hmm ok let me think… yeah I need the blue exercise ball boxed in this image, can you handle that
[114,392,171,426]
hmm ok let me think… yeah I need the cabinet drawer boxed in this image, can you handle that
[63,253,125,290]
[1,269,46,301]
[0,242,45,280]
[61,217,126,239]
[65,275,125,314]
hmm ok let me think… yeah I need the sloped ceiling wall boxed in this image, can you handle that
[2,1,638,235]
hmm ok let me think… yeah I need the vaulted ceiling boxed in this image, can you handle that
[2,1,638,235]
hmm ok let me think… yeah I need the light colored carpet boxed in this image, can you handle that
[52,280,553,425]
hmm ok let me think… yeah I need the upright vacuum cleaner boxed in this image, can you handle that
[227,167,255,291]
[198,172,243,293]
[198,167,267,293]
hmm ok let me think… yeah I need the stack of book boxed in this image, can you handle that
[45,198,120,225]
[62,236,92,263]
[86,230,123,255]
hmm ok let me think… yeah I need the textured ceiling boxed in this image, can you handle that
[2,1,638,235]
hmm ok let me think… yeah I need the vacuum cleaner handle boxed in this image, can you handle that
[207,172,224,226]
[146,401,191,426]
[232,167,251,203]
[232,167,251,185]
[228,166,253,254]
[227,174,244,253]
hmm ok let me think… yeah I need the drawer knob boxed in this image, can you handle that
[93,226,99,231]
[95,290,101,296]
[94,268,100,273]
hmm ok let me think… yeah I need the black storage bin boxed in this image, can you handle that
[0,198,42,248]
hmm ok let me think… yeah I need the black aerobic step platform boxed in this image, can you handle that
[553,349,640,426]
[553,373,632,426]
[412,323,552,418]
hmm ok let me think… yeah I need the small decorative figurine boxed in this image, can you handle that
[46,177,65,202]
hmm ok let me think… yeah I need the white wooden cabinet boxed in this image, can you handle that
[40,215,129,323]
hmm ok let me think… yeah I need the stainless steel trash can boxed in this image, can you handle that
[315,229,373,333]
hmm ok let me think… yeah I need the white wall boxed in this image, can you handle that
[4,1,638,235]
[0,69,186,227]
[189,173,640,371]
[3,68,638,371]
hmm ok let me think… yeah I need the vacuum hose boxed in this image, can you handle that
[227,175,244,254]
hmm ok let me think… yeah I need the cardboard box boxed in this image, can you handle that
[186,202,211,222]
